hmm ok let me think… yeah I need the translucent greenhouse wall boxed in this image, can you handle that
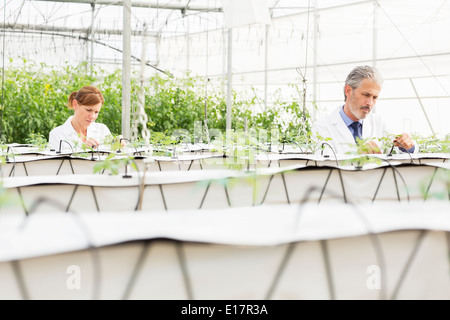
[1,0,450,139]
[159,0,450,139]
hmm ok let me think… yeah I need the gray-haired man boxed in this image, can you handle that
[311,65,416,155]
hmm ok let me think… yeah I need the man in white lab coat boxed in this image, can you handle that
[311,65,417,156]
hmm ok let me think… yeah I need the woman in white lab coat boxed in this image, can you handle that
[49,86,111,151]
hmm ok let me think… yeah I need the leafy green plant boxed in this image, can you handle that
[129,137,149,149]
[342,137,383,168]
[3,58,448,159]
[2,59,98,144]
[0,142,8,157]
[25,132,49,151]
[150,131,178,156]
[306,131,332,154]
[103,134,124,152]
[412,134,450,154]
[69,139,98,158]
[378,133,398,154]
[3,59,314,146]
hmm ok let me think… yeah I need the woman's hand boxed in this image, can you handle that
[85,137,100,148]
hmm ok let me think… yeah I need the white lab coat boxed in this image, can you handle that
[311,106,418,155]
[49,116,111,151]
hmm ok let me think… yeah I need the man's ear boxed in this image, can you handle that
[344,84,353,99]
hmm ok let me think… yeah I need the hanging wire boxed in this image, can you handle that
[276,4,342,86]
[5,0,215,76]
[10,0,25,28]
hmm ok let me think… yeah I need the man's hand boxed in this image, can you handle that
[363,140,381,154]
[393,132,414,150]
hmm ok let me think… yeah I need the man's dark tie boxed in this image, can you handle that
[349,121,361,142]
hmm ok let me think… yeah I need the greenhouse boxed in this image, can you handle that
[0,0,449,302]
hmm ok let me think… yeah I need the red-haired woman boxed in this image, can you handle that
[49,85,111,150]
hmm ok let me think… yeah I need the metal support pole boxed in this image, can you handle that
[186,20,190,73]
[122,0,131,139]
[264,24,269,111]
[372,0,378,68]
[312,0,318,121]
[226,28,233,131]
[222,28,227,96]
[89,2,95,73]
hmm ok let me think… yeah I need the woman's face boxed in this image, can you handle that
[73,100,102,127]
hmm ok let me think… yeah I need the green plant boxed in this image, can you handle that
[25,132,49,151]
[378,133,397,154]
[412,134,450,154]
[102,134,124,152]
[93,154,138,176]
[307,131,333,154]
[0,142,8,157]
[2,59,320,146]
[342,137,383,168]
[150,131,178,156]
[2,59,98,143]
[69,139,98,158]
[129,137,149,149]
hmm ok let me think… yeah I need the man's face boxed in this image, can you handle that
[344,78,381,121]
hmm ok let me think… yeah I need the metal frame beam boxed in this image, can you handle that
[2,23,158,37]
[32,0,223,12]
